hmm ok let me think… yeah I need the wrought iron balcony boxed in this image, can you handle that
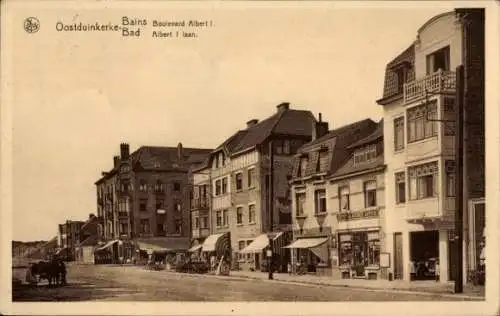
[403,70,456,104]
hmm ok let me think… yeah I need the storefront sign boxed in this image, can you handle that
[380,252,390,268]
[337,209,379,221]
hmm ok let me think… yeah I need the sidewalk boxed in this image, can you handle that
[223,270,485,299]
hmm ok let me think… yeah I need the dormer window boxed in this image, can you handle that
[392,61,411,94]
[353,144,377,165]
[297,155,309,177]
[316,149,328,172]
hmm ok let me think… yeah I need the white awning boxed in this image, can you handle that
[284,237,328,249]
[240,232,284,254]
[201,233,226,252]
[188,244,203,252]
[137,241,170,254]
[96,240,118,251]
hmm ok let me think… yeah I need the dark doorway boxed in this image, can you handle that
[410,230,439,281]
[393,233,403,280]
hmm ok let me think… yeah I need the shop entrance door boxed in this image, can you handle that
[410,230,439,281]
[394,233,403,280]
[352,232,367,277]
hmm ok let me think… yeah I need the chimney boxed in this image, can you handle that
[89,213,96,220]
[120,143,130,159]
[113,156,120,167]
[246,119,259,128]
[276,102,290,113]
[312,112,329,141]
[177,142,183,159]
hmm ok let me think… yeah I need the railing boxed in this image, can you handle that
[191,198,209,209]
[336,208,379,221]
[404,70,456,104]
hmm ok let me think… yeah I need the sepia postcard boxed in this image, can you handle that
[1,0,499,315]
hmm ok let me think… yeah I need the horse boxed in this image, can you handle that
[31,259,64,287]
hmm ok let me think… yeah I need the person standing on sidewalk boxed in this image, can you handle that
[435,259,440,282]
[287,262,292,275]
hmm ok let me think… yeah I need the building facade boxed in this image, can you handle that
[95,142,212,262]
[376,9,484,284]
[57,220,85,260]
[195,103,316,272]
[289,118,379,277]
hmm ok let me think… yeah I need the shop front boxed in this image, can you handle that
[285,236,331,276]
[135,237,190,267]
[239,231,290,273]
[201,232,231,274]
[337,230,381,279]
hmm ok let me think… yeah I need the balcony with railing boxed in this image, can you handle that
[191,197,209,210]
[404,70,456,104]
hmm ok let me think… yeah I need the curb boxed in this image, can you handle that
[160,270,484,300]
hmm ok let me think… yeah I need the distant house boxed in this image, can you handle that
[75,214,101,264]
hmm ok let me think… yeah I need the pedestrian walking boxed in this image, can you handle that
[287,262,292,275]
[59,259,67,285]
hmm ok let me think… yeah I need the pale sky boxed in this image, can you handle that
[8,2,451,241]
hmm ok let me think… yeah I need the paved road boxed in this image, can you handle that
[12,264,476,301]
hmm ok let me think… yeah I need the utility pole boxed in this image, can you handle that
[454,65,464,293]
[268,140,274,280]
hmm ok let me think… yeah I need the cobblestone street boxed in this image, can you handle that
[12,264,482,302]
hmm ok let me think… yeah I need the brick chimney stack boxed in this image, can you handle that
[246,119,259,128]
[177,142,183,159]
[120,143,130,159]
[276,102,290,113]
[113,156,120,167]
[312,113,329,141]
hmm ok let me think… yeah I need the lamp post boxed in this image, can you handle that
[268,140,274,280]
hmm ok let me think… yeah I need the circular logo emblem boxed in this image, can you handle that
[24,17,40,33]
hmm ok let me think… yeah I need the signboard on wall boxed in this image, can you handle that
[380,252,390,268]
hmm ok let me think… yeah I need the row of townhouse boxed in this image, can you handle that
[87,143,213,264]
[189,8,485,285]
[287,9,485,284]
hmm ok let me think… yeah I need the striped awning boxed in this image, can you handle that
[188,244,203,252]
[201,232,230,256]
[95,240,118,251]
[284,237,328,249]
[240,232,284,254]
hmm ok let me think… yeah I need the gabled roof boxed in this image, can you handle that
[376,44,416,105]
[348,119,384,149]
[96,145,213,184]
[292,118,378,179]
[212,106,315,158]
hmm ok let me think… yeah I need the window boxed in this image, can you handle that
[339,234,353,266]
[248,204,256,223]
[275,140,283,154]
[173,181,181,191]
[298,156,309,177]
[194,217,200,229]
[364,181,377,208]
[222,177,228,194]
[215,179,222,196]
[426,46,450,74]
[444,98,456,136]
[140,219,150,234]
[173,201,181,212]
[367,231,380,266]
[353,145,377,165]
[283,140,291,154]
[216,210,222,227]
[314,189,326,214]
[407,102,438,143]
[155,180,165,193]
[235,173,243,191]
[295,193,306,216]
[339,186,350,211]
[248,168,255,188]
[223,209,229,227]
[236,207,243,224]
[120,223,128,235]
[201,216,208,229]
[238,241,246,260]
[316,150,328,172]
[409,162,438,200]
[395,172,406,204]
[446,160,456,197]
[395,66,409,93]
[175,220,182,234]
[394,116,405,151]
[221,153,226,166]
[156,199,164,211]
[139,199,147,212]
[139,180,147,192]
